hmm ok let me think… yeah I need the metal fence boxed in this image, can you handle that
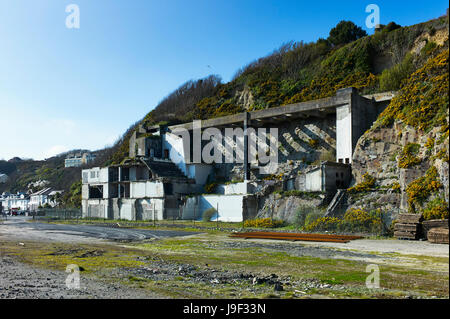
[34,208,82,220]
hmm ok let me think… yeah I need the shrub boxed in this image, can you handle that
[294,205,324,228]
[243,218,284,228]
[397,143,421,168]
[305,217,341,232]
[423,197,449,220]
[406,166,442,212]
[424,137,435,155]
[304,211,323,228]
[328,21,367,47]
[342,208,383,233]
[379,53,415,91]
[202,208,217,222]
[391,182,401,193]
[376,50,449,132]
[347,173,376,193]
[303,208,388,234]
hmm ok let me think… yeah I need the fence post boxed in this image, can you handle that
[153,203,156,227]
[216,203,219,229]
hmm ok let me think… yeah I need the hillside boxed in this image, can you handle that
[108,15,448,165]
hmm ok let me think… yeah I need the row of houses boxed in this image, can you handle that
[0,188,63,212]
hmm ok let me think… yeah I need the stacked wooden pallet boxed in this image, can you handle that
[394,213,423,240]
[427,228,449,244]
[423,219,449,244]
[422,219,449,237]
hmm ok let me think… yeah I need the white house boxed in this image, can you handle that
[1,192,30,211]
[65,152,97,168]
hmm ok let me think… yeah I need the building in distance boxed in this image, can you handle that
[65,152,97,168]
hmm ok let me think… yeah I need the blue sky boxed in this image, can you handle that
[0,0,448,160]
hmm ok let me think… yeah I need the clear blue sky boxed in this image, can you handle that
[0,0,447,160]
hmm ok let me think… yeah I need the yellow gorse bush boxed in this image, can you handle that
[423,198,449,220]
[347,173,376,193]
[406,166,443,212]
[304,217,341,231]
[376,50,449,132]
[243,218,284,228]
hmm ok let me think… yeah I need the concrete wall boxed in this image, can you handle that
[336,104,352,163]
[336,88,378,164]
[82,167,109,184]
[216,182,249,195]
[82,198,165,220]
[304,168,322,192]
[181,194,247,222]
[163,132,188,174]
[130,181,164,198]
[186,163,212,185]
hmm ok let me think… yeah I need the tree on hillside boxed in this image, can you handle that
[328,20,367,47]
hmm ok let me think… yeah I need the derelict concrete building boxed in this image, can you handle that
[81,87,394,221]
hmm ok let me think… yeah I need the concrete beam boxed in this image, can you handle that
[162,88,359,132]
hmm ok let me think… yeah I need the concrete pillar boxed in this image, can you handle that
[118,167,122,199]
[243,112,251,181]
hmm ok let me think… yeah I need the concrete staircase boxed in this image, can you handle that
[145,159,189,181]
[325,189,348,217]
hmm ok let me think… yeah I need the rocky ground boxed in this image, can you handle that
[0,217,448,299]
[0,254,161,299]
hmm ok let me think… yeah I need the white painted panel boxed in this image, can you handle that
[336,104,352,163]
[305,169,322,192]
[163,132,187,175]
[120,203,133,220]
[200,195,244,222]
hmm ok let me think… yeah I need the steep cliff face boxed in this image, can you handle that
[350,48,449,220]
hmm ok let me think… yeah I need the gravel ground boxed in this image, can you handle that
[216,240,383,260]
[0,217,198,243]
[0,254,163,299]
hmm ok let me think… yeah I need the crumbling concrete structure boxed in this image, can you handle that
[82,87,394,221]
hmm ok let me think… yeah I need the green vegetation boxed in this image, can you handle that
[406,166,443,213]
[61,181,82,208]
[293,205,324,229]
[347,173,376,193]
[304,208,391,235]
[379,53,415,91]
[202,208,217,222]
[2,233,447,299]
[243,218,285,228]
[398,143,421,168]
[327,20,367,47]
[107,17,449,165]
[375,49,449,132]
[423,197,449,220]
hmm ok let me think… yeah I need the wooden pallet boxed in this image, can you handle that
[422,219,449,238]
[427,228,449,244]
[394,214,423,240]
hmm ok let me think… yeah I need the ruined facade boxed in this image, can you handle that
[82,87,394,221]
